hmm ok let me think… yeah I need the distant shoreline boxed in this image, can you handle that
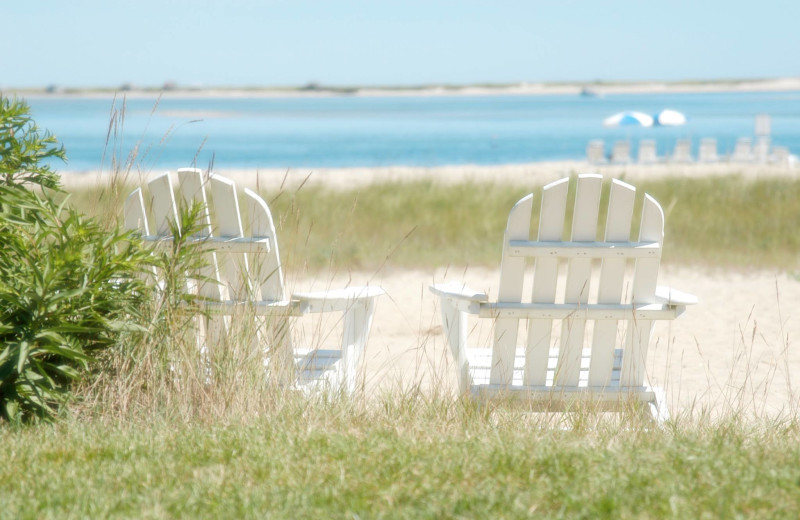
[59,160,799,192]
[8,77,800,100]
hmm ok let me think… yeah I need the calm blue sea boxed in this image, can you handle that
[25,91,800,171]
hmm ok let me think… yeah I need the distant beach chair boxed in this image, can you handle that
[611,141,631,163]
[586,140,606,164]
[698,138,719,163]
[771,146,790,165]
[754,137,771,164]
[671,139,693,163]
[637,139,658,164]
[124,168,384,394]
[430,174,696,422]
[731,137,754,162]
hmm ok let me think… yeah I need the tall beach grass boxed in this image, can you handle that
[67,173,800,271]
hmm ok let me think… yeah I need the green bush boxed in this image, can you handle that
[0,96,64,189]
[0,96,153,422]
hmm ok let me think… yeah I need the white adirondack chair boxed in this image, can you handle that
[430,174,696,421]
[731,137,754,162]
[698,138,719,163]
[637,139,658,164]
[671,139,693,163]
[610,141,631,164]
[586,140,607,164]
[124,168,384,394]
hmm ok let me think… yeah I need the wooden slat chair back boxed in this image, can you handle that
[124,168,384,394]
[430,174,696,421]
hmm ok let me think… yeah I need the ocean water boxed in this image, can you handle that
[24,91,800,171]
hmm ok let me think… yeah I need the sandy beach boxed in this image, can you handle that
[65,161,800,418]
[61,159,798,192]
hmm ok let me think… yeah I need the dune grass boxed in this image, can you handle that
[67,174,800,272]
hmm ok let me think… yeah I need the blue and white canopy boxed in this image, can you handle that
[602,111,654,128]
[653,109,687,126]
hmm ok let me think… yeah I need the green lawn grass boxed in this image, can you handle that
[2,402,800,519]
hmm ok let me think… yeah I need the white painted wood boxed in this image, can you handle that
[176,168,226,358]
[621,193,664,387]
[147,173,179,235]
[556,174,602,387]
[209,174,249,301]
[507,240,659,259]
[491,194,533,385]
[429,283,488,302]
[470,347,628,390]
[293,285,385,392]
[655,286,698,305]
[589,179,635,387]
[126,170,383,396]
[293,286,386,312]
[205,237,269,253]
[147,173,190,295]
[244,188,286,303]
[478,302,682,320]
[340,298,376,394]
[440,299,471,394]
[176,168,212,236]
[201,299,304,316]
[429,174,692,422]
[142,236,271,253]
[124,188,149,234]
[525,177,568,385]
[175,169,223,299]
[123,188,158,281]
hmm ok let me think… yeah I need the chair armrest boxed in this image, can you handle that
[430,282,488,301]
[292,286,385,313]
[430,282,489,314]
[655,286,698,306]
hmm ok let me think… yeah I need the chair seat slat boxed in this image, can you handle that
[478,302,684,320]
[468,347,627,388]
[141,235,271,253]
[508,240,660,258]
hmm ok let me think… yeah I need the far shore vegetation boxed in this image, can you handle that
[6,75,797,98]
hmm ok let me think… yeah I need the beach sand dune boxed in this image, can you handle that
[289,265,800,418]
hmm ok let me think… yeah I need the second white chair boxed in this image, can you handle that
[124,168,385,394]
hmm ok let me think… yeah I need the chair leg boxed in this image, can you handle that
[341,298,378,395]
[649,386,670,423]
[440,300,470,395]
[261,316,295,387]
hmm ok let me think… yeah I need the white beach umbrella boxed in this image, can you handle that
[602,111,654,128]
[653,109,687,126]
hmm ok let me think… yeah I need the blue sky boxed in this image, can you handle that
[6,0,800,88]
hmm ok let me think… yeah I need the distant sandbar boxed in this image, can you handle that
[10,77,800,100]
